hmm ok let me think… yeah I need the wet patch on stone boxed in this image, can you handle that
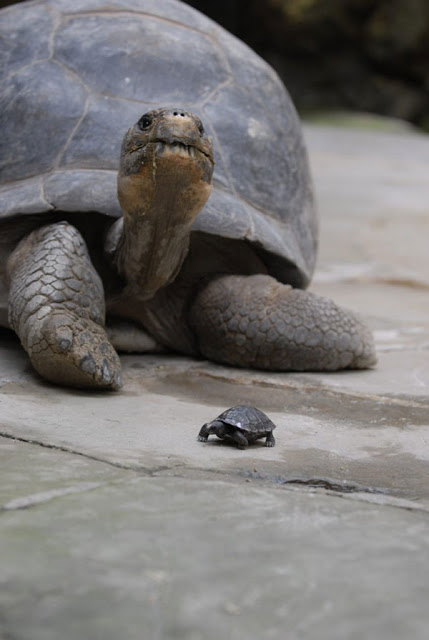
[240,471,390,495]
[137,368,429,428]
[231,448,429,505]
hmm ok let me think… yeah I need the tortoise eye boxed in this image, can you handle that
[138,114,152,131]
[197,120,205,136]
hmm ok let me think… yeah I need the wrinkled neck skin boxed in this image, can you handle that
[114,163,206,300]
[111,121,213,301]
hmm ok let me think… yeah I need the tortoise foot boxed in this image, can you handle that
[30,312,122,390]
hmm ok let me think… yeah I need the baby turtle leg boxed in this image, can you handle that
[7,222,122,390]
[197,419,226,442]
[230,430,249,449]
[189,274,376,371]
[265,432,276,447]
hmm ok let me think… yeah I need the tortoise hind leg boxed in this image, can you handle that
[189,274,376,371]
[7,221,122,390]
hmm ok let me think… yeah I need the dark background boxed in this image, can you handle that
[2,0,429,129]
[186,0,429,130]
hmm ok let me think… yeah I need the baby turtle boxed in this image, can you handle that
[198,405,276,449]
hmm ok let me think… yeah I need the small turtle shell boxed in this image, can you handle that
[217,405,276,435]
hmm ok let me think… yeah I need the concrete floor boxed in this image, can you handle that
[1,122,429,639]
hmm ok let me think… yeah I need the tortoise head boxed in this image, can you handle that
[118,108,214,220]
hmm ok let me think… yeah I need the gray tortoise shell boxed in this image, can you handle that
[215,405,276,435]
[0,0,317,287]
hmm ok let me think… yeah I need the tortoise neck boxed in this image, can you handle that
[114,133,213,300]
[114,201,193,301]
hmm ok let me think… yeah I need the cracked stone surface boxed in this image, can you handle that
[1,123,429,639]
[1,445,429,640]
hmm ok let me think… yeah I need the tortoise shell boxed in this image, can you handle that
[0,0,317,297]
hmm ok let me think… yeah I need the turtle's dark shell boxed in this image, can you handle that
[0,0,317,307]
[216,405,276,436]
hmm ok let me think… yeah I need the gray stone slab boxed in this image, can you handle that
[1,467,429,640]
[0,437,131,508]
[1,343,428,508]
[304,124,429,285]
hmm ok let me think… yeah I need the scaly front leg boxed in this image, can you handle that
[7,222,122,390]
[189,274,376,371]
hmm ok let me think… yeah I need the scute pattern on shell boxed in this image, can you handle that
[217,405,276,435]
[0,0,317,287]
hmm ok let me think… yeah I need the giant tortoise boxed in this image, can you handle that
[0,0,376,390]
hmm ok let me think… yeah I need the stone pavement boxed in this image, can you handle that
[1,122,429,639]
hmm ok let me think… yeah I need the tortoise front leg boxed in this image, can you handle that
[189,274,376,371]
[7,222,122,390]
